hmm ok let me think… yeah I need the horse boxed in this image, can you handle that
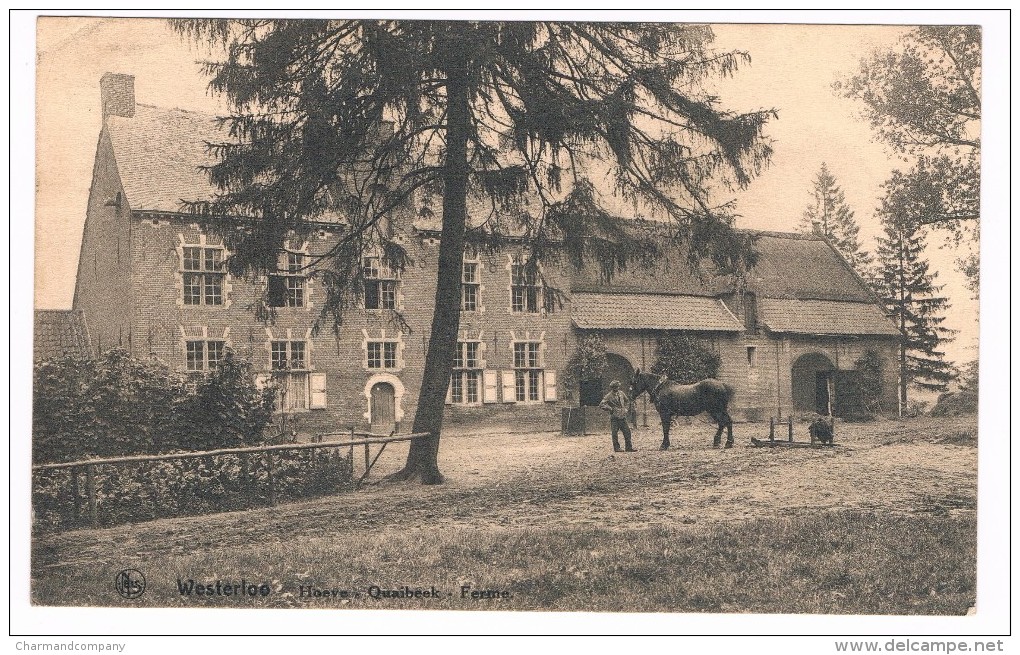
[630,369,736,450]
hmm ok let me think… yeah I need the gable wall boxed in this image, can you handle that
[72,130,133,354]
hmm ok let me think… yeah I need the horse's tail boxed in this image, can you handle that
[721,382,736,407]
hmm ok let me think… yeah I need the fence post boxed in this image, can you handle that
[769,417,775,442]
[364,443,370,479]
[788,419,794,442]
[85,464,98,527]
[349,426,355,465]
[266,452,276,507]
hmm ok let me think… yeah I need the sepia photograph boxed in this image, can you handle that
[13,9,1009,642]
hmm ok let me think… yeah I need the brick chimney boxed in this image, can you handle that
[811,219,825,238]
[100,72,135,119]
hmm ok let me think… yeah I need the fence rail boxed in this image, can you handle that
[32,432,429,471]
[32,431,429,529]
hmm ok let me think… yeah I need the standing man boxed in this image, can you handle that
[600,380,636,452]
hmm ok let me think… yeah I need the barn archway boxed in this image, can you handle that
[601,353,635,397]
[791,352,836,415]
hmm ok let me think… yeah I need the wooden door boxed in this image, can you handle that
[370,382,396,434]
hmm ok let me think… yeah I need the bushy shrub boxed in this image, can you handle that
[930,360,978,417]
[651,333,720,384]
[902,399,930,418]
[32,448,354,530]
[930,392,977,417]
[564,333,608,392]
[33,349,276,463]
[853,349,886,415]
[33,349,189,463]
[175,352,277,451]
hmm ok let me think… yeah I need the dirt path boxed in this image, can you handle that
[32,416,976,570]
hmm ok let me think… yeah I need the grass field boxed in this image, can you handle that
[31,415,977,614]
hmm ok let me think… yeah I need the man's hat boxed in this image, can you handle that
[609,380,621,389]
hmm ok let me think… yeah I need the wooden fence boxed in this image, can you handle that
[31,431,429,527]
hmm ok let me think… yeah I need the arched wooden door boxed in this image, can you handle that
[370,382,396,434]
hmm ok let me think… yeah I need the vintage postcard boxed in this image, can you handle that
[17,10,1009,641]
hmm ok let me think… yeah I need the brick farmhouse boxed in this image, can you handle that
[69,73,901,437]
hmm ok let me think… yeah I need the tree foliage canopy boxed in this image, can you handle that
[173,19,775,330]
[836,25,980,289]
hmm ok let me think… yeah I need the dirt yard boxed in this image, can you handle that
[32,415,976,571]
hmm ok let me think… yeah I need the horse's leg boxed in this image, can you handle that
[710,413,724,448]
[724,412,734,448]
[659,412,671,450]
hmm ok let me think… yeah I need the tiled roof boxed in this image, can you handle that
[571,228,878,304]
[744,232,877,303]
[34,310,93,361]
[572,292,744,332]
[106,104,225,213]
[759,298,901,336]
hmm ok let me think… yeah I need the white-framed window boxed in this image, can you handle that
[462,260,480,312]
[268,252,307,308]
[271,340,309,411]
[182,246,225,305]
[363,256,398,310]
[367,341,399,370]
[451,341,482,404]
[513,341,544,402]
[185,339,226,372]
[510,263,539,313]
[510,261,555,314]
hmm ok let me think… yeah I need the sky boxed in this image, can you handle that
[32,15,981,364]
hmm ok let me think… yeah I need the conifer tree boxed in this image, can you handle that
[173,19,774,483]
[872,194,957,408]
[800,162,871,274]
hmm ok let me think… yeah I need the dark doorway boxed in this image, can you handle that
[815,371,832,415]
[370,382,396,434]
[791,352,836,414]
[593,353,637,430]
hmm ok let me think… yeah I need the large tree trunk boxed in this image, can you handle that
[389,54,470,485]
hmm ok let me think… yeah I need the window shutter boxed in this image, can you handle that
[445,380,453,405]
[502,370,516,403]
[544,370,557,402]
[482,370,498,404]
[309,373,327,409]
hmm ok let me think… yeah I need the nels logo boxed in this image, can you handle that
[115,569,146,599]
